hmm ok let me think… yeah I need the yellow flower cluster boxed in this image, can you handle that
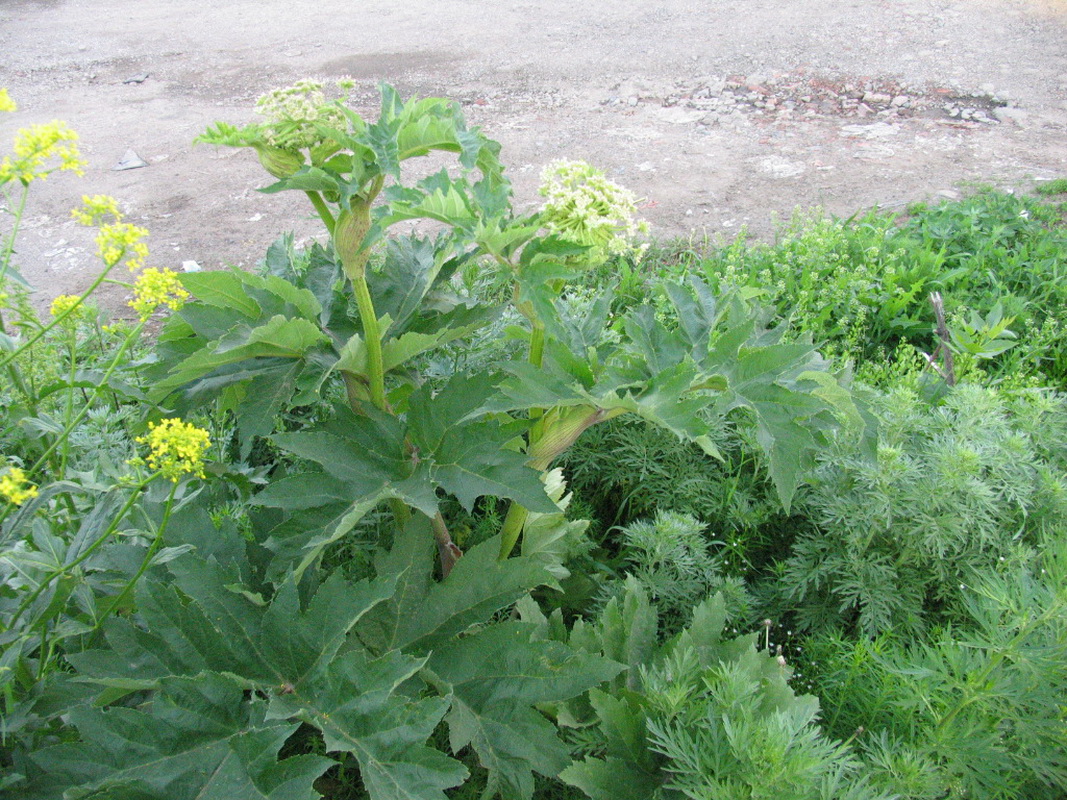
[0,89,16,113]
[50,293,88,323]
[0,119,86,185]
[71,194,150,272]
[0,466,38,506]
[70,194,121,226]
[129,267,189,321]
[135,418,211,482]
[97,222,150,271]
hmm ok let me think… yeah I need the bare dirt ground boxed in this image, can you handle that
[1,0,1066,314]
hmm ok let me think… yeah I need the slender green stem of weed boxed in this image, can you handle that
[0,252,127,372]
[89,480,180,641]
[59,329,78,475]
[0,184,30,281]
[935,599,1062,735]
[23,321,147,483]
[0,186,39,409]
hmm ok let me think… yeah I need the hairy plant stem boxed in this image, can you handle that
[498,405,622,559]
[306,190,335,235]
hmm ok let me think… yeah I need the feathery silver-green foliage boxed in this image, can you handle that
[777,383,1067,635]
[549,582,890,800]
[807,540,1067,799]
[600,510,752,634]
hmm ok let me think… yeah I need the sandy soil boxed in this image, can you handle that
[1,0,1065,314]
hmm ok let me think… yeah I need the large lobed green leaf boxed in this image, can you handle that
[25,675,331,800]
[488,278,856,511]
[360,521,623,800]
[42,558,468,800]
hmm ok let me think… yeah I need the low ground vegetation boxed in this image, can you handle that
[2,82,1065,799]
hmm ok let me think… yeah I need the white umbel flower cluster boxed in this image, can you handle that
[538,159,649,264]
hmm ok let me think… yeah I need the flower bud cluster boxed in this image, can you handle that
[254,79,351,151]
[538,159,649,264]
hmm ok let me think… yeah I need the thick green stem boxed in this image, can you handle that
[529,323,545,369]
[497,504,530,561]
[306,191,336,235]
[351,275,386,411]
[431,512,462,578]
[389,499,411,528]
[498,405,623,559]
[334,180,408,531]
[527,323,547,425]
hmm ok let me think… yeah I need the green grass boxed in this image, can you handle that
[1035,177,1067,196]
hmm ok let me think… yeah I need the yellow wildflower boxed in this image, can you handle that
[136,418,211,482]
[50,293,88,323]
[0,121,86,185]
[97,222,150,270]
[0,89,16,113]
[71,195,149,271]
[71,194,122,226]
[0,466,38,506]
[129,268,189,320]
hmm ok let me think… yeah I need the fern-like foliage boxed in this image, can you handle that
[774,383,1067,636]
[519,580,888,800]
[807,541,1067,799]
[597,511,752,634]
